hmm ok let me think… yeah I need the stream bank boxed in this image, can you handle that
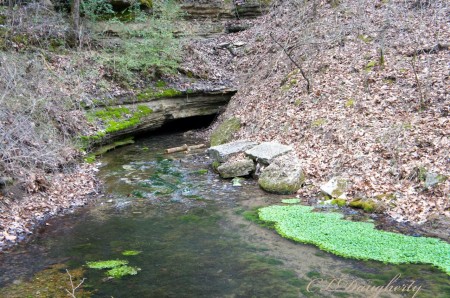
[1,132,449,297]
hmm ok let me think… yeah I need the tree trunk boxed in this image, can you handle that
[69,0,81,48]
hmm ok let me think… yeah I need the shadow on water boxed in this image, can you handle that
[0,133,448,297]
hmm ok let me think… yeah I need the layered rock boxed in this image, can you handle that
[217,157,255,178]
[245,142,292,165]
[207,140,257,162]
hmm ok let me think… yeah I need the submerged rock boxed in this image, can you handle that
[232,177,243,187]
[208,140,258,163]
[217,157,255,178]
[245,141,292,165]
[320,177,347,199]
[258,154,304,194]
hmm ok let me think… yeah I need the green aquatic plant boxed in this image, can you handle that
[107,266,140,278]
[258,205,450,275]
[86,259,128,269]
[281,198,300,204]
[122,250,142,256]
[193,169,208,175]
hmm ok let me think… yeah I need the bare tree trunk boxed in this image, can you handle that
[69,0,81,48]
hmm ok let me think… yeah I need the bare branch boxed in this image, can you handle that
[269,33,312,94]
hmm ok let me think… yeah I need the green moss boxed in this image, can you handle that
[84,105,152,147]
[107,265,140,278]
[330,198,346,207]
[311,118,326,127]
[258,205,450,275]
[212,161,221,172]
[193,169,208,175]
[155,80,166,87]
[210,117,241,146]
[86,259,128,269]
[357,34,373,43]
[258,175,304,195]
[84,153,96,163]
[136,88,182,101]
[344,99,355,108]
[122,250,142,256]
[281,198,301,204]
[365,60,377,71]
[348,198,376,212]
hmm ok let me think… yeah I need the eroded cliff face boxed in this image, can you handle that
[180,0,270,19]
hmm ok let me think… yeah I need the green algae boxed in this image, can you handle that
[0,264,91,298]
[122,250,142,256]
[106,265,140,278]
[281,198,301,204]
[258,205,450,275]
[86,259,128,269]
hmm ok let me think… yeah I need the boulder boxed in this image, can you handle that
[208,140,258,163]
[210,117,241,146]
[217,157,255,178]
[320,177,347,199]
[258,154,304,194]
[245,141,292,165]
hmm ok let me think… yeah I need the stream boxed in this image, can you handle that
[0,133,449,297]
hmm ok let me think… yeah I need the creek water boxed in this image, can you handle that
[0,133,448,297]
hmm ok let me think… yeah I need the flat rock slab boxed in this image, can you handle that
[245,142,292,165]
[208,140,258,162]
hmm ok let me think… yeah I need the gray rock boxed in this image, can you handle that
[245,142,292,165]
[425,172,447,188]
[217,157,255,178]
[258,154,304,194]
[320,177,347,199]
[208,140,258,163]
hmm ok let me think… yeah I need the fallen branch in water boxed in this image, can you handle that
[65,269,86,298]
[165,144,206,154]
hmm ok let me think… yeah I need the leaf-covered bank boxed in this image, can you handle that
[207,0,450,224]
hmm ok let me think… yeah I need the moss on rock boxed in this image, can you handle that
[349,198,384,213]
[210,117,241,146]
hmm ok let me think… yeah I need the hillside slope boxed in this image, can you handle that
[208,0,449,223]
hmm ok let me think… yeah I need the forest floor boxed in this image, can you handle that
[192,0,450,226]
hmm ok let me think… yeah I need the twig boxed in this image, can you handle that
[269,33,312,93]
[65,269,86,298]
[410,54,426,110]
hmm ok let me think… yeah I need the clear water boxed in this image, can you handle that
[0,133,448,297]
